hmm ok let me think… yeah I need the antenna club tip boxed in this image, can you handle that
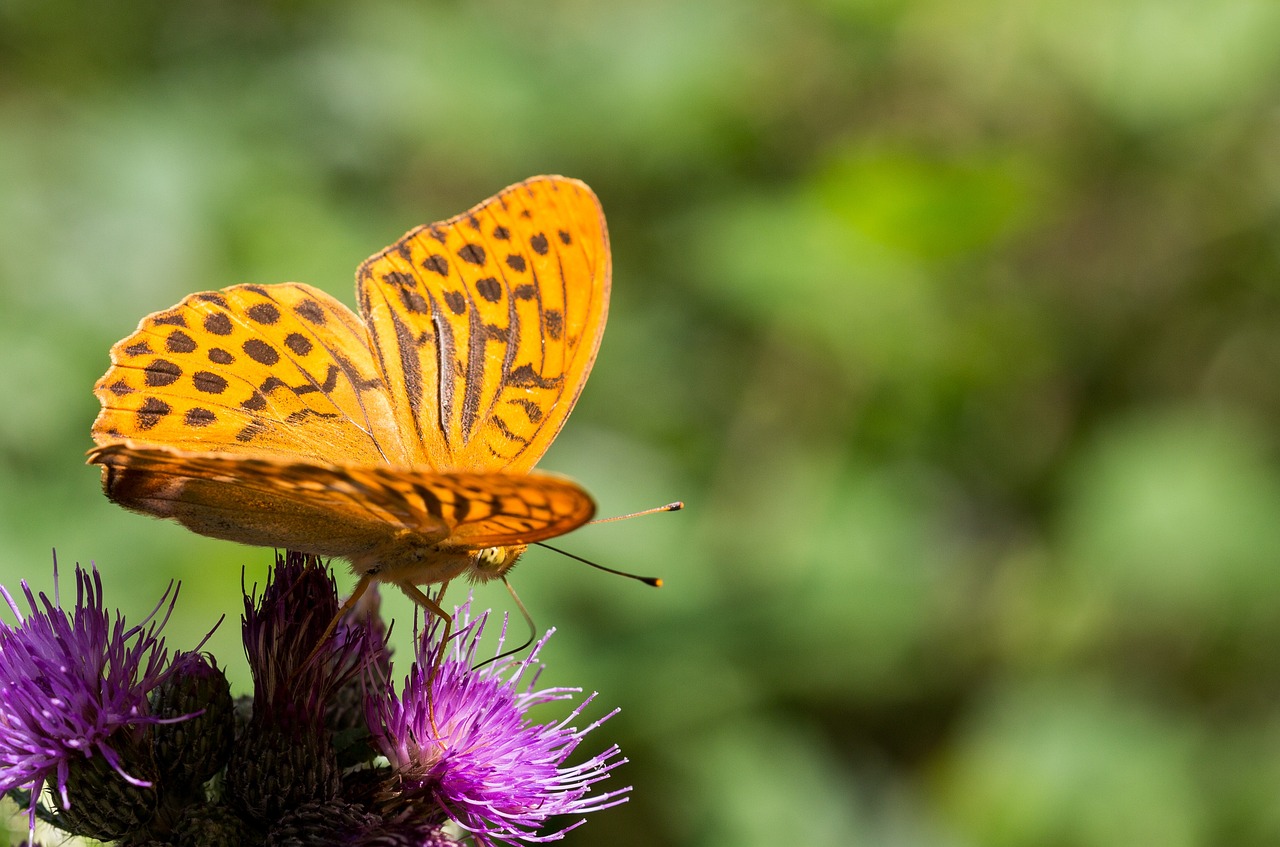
[666,501,685,511]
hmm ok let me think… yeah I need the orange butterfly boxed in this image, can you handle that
[88,176,609,623]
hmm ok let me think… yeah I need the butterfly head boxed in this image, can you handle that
[468,545,528,583]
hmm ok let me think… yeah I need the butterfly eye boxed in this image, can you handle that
[471,546,524,581]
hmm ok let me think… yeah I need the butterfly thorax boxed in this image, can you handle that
[351,534,527,587]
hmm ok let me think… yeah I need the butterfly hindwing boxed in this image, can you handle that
[89,442,595,552]
[88,443,439,558]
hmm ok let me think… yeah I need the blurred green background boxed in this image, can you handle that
[4,0,1280,844]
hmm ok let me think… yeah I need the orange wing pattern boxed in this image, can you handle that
[87,443,595,553]
[88,176,608,564]
[92,283,409,466]
[357,177,610,473]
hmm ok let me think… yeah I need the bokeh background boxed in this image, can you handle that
[4,1,1280,844]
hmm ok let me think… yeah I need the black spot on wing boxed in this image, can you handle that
[195,292,228,307]
[247,303,280,324]
[458,243,486,265]
[424,254,449,276]
[136,398,171,430]
[398,288,429,314]
[243,339,280,366]
[544,309,564,341]
[193,371,228,394]
[203,313,233,336]
[285,333,313,356]
[506,364,564,390]
[145,360,182,387]
[444,291,466,315]
[383,271,417,287]
[294,299,327,325]
[166,331,197,353]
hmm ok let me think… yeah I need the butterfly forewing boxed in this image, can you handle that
[92,284,410,466]
[414,471,598,547]
[357,176,611,474]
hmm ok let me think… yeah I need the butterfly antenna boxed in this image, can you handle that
[539,499,680,585]
[587,501,684,525]
[472,578,537,671]
[535,541,664,587]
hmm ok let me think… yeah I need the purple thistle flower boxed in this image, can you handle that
[0,562,177,827]
[226,551,390,823]
[367,602,630,846]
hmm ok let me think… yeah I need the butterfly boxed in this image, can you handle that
[87,176,610,624]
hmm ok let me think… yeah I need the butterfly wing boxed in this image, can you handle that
[357,175,611,473]
[89,442,595,555]
[91,283,412,466]
[88,442,442,557]
[88,179,605,579]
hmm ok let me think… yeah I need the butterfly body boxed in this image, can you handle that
[89,176,609,592]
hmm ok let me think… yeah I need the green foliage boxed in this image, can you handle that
[4,0,1280,844]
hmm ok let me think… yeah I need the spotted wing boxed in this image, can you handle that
[356,175,611,473]
[88,442,596,553]
[91,283,413,466]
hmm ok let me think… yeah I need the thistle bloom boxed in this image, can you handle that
[1,555,629,846]
[224,552,389,824]
[367,604,630,845]
[0,563,176,830]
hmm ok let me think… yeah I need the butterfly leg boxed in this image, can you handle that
[395,580,454,749]
[300,573,374,674]
[395,580,454,657]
